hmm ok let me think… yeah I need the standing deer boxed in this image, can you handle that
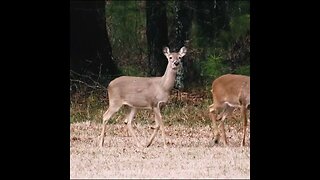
[99,46,187,148]
[209,74,250,146]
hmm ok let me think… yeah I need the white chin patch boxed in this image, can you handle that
[172,64,178,69]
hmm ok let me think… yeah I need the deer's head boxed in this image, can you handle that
[163,46,187,70]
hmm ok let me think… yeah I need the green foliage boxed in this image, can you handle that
[105,0,250,82]
[234,65,250,76]
[119,65,145,76]
[192,1,250,80]
[219,14,250,49]
[200,53,227,79]
[230,14,250,40]
[106,1,147,73]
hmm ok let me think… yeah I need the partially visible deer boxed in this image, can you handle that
[209,74,250,146]
[99,46,187,148]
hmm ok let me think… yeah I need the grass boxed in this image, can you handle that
[70,85,248,129]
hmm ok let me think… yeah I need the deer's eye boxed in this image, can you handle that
[169,57,172,59]
[178,57,182,59]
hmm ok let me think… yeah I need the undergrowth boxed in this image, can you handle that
[70,84,245,127]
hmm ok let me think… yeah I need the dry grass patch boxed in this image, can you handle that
[70,122,250,179]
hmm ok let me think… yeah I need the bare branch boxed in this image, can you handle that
[70,70,107,90]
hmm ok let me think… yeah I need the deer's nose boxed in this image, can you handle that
[174,61,179,66]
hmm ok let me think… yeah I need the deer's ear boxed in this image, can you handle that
[163,47,170,57]
[179,46,187,57]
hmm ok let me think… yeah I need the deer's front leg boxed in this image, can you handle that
[209,104,220,145]
[154,107,168,148]
[145,107,163,147]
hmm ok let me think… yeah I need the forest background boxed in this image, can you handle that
[70,0,250,126]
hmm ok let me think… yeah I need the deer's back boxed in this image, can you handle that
[212,74,250,106]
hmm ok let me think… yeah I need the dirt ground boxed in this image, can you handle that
[70,121,250,179]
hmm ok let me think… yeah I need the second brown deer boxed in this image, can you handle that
[209,74,250,146]
[99,46,187,148]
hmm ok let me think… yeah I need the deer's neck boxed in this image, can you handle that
[160,65,177,92]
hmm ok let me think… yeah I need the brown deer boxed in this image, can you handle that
[209,74,250,146]
[99,46,187,148]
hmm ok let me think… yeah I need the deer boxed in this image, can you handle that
[208,74,250,146]
[99,46,187,148]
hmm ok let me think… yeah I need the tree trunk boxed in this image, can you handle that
[146,1,169,76]
[170,0,194,89]
[70,0,119,78]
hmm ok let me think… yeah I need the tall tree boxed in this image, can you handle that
[70,0,119,79]
[170,0,194,89]
[146,1,169,76]
[195,0,230,46]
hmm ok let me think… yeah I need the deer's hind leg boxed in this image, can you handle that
[99,101,123,147]
[241,105,248,146]
[126,108,145,148]
[209,103,222,145]
[209,102,234,146]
